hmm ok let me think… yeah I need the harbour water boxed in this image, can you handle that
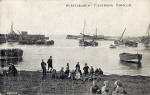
[1,35,150,76]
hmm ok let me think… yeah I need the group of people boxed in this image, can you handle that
[68,62,103,80]
[41,56,53,75]
[40,56,127,95]
[91,80,127,95]
[0,63,18,76]
[41,56,103,80]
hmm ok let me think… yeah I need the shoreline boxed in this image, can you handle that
[0,71,150,95]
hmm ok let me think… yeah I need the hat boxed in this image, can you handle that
[115,80,123,87]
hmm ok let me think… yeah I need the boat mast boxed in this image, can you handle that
[10,22,14,33]
[95,27,97,39]
[148,24,150,44]
[82,21,86,42]
[119,28,126,41]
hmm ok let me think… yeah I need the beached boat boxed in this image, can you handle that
[125,40,138,47]
[79,21,98,47]
[0,48,23,64]
[119,53,142,62]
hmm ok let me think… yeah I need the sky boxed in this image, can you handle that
[0,0,150,36]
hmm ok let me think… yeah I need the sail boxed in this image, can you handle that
[144,24,150,45]
[119,28,126,41]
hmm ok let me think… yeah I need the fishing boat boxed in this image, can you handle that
[0,48,23,65]
[119,53,142,64]
[142,24,150,48]
[79,21,98,47]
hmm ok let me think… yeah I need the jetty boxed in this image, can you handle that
[0,71,150,95]
[0,34,7,44]
[0,48,23,66]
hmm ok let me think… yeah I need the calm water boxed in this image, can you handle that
[1,35,150,76]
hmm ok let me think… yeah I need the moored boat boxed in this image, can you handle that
[79,21,98,47]
[79,40,98,47]
[119,52,142,62]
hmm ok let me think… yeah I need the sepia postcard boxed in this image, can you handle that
[0,0,150,95]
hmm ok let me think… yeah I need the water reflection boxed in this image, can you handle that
[120,61,142,69]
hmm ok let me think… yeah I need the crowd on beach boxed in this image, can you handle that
[0,56,127,95]
[41,56,103,80]
[41,56,127,95]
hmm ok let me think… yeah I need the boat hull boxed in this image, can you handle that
[79,40,98,47]
[119,53,142,62]
[125,41,138,47]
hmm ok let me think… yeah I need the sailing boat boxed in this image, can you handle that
[143,24,150,48]
[114,28,126,45]
[79,21,98,47]
[114,28,138,47]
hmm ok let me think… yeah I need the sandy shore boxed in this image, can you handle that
[0,71,150,95]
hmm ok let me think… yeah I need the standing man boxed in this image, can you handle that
[83,63,89,76]
[41,59,46,75]
[47,56,53,72]
[75,62,80,70]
